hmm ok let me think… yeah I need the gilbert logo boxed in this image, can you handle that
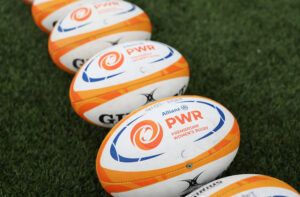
[165,110,203,129]
[99,51,124,70]
[71,7,92,22]
[130,120,163,150]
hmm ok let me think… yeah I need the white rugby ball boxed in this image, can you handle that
[49,0,152,74]
[32,0,91,32]
[96,95,240,197]
[70,40,190,128]
[186,174,300,197]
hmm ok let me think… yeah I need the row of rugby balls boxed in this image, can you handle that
[29,0,189,128]
[24,1,299,197]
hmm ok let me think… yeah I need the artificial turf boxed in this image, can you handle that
[0,0,299,196]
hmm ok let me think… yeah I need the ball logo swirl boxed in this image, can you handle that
[98,51,124,71]
[71,7,92,22]
[130,120,163,150]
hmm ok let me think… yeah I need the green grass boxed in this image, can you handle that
[1,0,299,196]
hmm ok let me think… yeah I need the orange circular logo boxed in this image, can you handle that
[130,120,163,151]
[98,51,124,71]
[71,7,92,22]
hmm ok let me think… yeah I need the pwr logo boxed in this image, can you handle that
[82,52,125,83]
[110,118,164,162]
[165,111,203,129]
[58,7,92,32]
[131,120,163,150]
[94,1,120,9]
[71,7,92,22]
[126,45,156,55]
[98,51,124,70]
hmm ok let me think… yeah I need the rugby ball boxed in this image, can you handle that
[49,0,152,74]
[70,40,190,128]
[96,95,240,197]
[32,0,89,33]
[186,174,300,197]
